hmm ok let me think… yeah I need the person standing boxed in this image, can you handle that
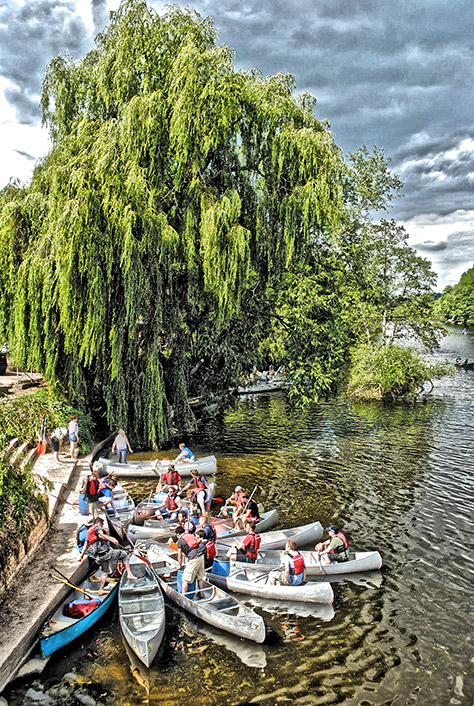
[80,466,101,519]
[50,426,68,463]
[68,414,79,459]
[111,429,133,464]
[175,526,206,597]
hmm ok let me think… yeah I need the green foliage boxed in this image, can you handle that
[0,0,346,444]
[348,343,447,400]
[433,267,474,323]
[0,386,95,453]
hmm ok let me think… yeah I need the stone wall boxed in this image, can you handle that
[0,515,49,594]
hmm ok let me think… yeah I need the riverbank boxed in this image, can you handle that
[0,452,92,693]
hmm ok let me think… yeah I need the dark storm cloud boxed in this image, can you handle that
[91,0,108,33]
[0,0,90,124]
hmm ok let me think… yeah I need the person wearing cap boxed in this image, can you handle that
[315,526,349,564]
[220,486,245,518]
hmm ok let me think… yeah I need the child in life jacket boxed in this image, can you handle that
[270,539,306,585]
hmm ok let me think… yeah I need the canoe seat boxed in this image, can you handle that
[209,598,236,611]
[121,583,156,595]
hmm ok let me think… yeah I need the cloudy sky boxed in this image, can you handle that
[1,0,473,289]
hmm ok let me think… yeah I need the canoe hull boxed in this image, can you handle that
[97,455,217,479]
[217,521,324,552]
[234,550,383,576]
[119,554,166,667]
[40,575,118,658]
[208,568,333,604]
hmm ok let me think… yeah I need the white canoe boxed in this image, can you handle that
[217,521,323,551]
[119,553,166,667]
[211,509,279,539]
[145,542,266,643]
[96,455,217,478]
[231,549,383,576]
[128,508,276,542]
[208,561,333,604]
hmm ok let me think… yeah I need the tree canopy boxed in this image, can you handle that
[0,0,443,441]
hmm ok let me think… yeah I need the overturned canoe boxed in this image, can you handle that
[96,455,217,478]
[207,560,333,604]
[40,571,118,657]
[145,542,266,643]
[217,521,323,552]
[119,553,166,667]
[230,549,383,576]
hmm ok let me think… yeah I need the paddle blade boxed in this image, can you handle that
[36,441,45,455]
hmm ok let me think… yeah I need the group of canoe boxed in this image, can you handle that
[39,453,382,669]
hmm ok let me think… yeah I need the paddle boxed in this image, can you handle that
[233,485,258,528]
[36,415,47,455]
[50,567,95,600]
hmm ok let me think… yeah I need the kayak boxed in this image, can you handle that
[95,455,217,479]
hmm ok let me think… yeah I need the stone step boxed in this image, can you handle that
[8,441,30,468]
[20,447,39,472]
[2,437,20,462]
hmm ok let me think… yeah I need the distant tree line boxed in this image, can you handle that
[433,267,474,324]
[0,0,445,445]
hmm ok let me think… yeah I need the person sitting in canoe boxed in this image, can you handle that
[175,525,206,597]
[155,465,182,493]
[315,525,349,564]
[176,509,196,534]
[153,486,182,521]
[220,485,245,518]
[79,517,137,594]
[226,521,261,564]
[181,469,210,517]
[97,477,118,515]
[269,540,307,586]
[233,492,260,530]
[174,443,195,463]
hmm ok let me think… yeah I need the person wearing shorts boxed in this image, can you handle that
[176,526,206,597]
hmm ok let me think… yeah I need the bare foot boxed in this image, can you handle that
[127,574,138,580]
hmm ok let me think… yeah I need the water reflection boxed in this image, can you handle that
[20,325,474,706]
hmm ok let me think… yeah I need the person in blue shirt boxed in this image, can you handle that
[98,477,118,515]
[174,443,195,463]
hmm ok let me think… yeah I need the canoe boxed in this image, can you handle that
[229,549,383,576]
[133,483,216,526]
[145,542,266,643]
[40,571,118,657]
[207,560,333,604]
[237,379,285,395]
[454,361,474,370]
[127,509,278,543]
[95,455,217,479]
[211,509,279,538]
[119,553,166,667]
[217,521,323,552]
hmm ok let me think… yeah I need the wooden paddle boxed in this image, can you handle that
[50,568,95,600]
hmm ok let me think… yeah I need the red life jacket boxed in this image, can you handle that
[179,518,196,533]
[337,531,348,549]
[165,496,178,511]
[85,476,100,502]
[180,532,199,554]
[164,470,181,486]
[192,475,207,492]
[86,525,109,554]
[86,525,101,544]
[287,551,305,575]
[245,532,261,560]
[206,540,216,560]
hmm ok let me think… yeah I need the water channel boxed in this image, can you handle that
[13,326,474,705]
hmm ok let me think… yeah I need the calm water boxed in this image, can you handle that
[20,326,474,705]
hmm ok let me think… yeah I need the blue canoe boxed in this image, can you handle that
[40,571,119,657]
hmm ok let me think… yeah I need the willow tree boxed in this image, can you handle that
[0,0,345,445]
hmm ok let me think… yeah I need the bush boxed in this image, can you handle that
[0,385,95,453]
[348,343,447,400]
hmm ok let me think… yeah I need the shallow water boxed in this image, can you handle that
[18,325,474,705]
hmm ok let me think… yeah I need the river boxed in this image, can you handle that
[11,326,474,705]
